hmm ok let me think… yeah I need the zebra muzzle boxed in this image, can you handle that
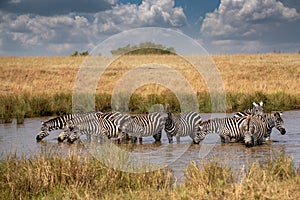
[280,128,286,135]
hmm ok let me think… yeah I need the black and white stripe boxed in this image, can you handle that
[120,105,168,142]
[233,112,286,141]
[193,117,250,144]
[262,112,286,140]
[36,113,89,141]
[58,111,130,143]
[165,110,202,143]
[58,111,102,143]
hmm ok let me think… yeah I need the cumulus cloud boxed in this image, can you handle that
[92,0,186,34]
[200,0,300,53]
[0,0,187,55]
[201,0,299,38]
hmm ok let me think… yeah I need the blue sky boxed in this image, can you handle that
[0,0,299,56]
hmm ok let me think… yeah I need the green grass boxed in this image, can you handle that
[1,91,299,123]
[0,152,299,199]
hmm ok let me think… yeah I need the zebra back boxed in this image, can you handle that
[95,111,131,139]
[193,117,249,144]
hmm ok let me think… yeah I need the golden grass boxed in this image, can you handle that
[0,54,299,96]
[0,152,299,199]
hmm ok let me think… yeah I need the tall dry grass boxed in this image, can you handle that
[0,152,299,199]
[0,54,299,121]
[1,54,299,95]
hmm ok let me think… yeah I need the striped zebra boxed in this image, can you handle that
[57,111,103,143]
[233,112,286,141]
[58,111,130,143]
[193,117,250,145]
[242,115,266,147]
[36,113,91,141]
[120,105,168,142]
[164,108,202,143]
[243,112,286,146]
[233,101,264,118]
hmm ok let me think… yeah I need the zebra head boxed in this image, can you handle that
[273,112,286,135]
[67,129,80,143]
[164,104,175,141]
[57,124,73,142]
[263,112,286,141]
[36,122,49,141]
[251,101,264,115]
[193,120,209,144]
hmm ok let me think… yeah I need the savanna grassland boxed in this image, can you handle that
[0,53,299,122]
[1,54,300,199]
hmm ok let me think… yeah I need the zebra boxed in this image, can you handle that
[243,112,286,146]
[120,104,169,142]
[164,107,202,143]
[36,113,91,141]
[58,111,130,143]
[233,101,264,118]
[57,111,103,143]
[193,117,251,145]
[233,112,286,141]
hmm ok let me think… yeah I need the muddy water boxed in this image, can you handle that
[1,111,299,182]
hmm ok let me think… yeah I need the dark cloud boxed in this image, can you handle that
[0,0,115,15]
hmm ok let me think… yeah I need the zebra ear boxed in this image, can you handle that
[253,102,259,107]
[273,112,282,117]
[159,104,164,111]
[259,101,263,106]
[165,104,170,111]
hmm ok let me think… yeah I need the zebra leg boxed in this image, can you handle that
[166,132,173,143]
[176,135,180,143]
[153,131,162,142]
[220,135,231,143]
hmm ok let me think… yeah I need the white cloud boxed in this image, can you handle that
[0,0,186,55]
[201,0,299,38]
[92,0,186,34]
[200,0,300,53]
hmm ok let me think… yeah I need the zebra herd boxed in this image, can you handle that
[36,101,286,147]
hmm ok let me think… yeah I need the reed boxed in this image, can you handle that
[0,152,299,199]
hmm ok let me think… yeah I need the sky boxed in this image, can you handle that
[0,0,299,56]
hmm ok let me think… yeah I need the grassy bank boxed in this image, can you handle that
[0,152,299,199]
[0,54,299,122]
[1,91,299,123]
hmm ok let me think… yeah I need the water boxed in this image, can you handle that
[1,111,299,183]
